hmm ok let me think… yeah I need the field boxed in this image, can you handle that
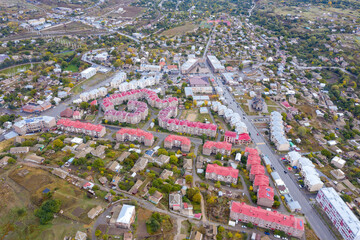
[71,72,112,94]
[0,63,41,76]
[179,109,213,124]
[42,21,95,33]
[161,23,198,37]
[0,166,106,239]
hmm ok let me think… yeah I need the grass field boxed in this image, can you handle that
[71,72,111,94]
[64,64,79,72]
[179,109,213,124]
[161,23,198,36]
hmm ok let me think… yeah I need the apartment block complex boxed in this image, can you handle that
[116,128,154,147]
[14,116,56,135]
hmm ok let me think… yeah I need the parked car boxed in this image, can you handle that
[274,235,281,239]
[264,232,270,235]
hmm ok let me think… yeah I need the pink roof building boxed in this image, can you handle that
[164,135,191,152]
[253,174,269,191]
[230,202,304,238]
[205,164,239,184]
[246,154,261,170]
[116,128,154,146]
[203,141,232,156]
[257,186,275,208]
[250,164,265,181]
[57,118,106,137]
[224,131,251,145]
[245,147,258,156]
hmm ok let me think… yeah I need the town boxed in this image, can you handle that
[0,0,360,239]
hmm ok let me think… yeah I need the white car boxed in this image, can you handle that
[274,235,281,239]
[106,215,111,219]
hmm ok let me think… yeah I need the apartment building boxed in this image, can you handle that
[205,164,238,184]
[104,100,148,124]
[164,135,191,152]
[316,187,360,240]
[224,131,251,145]
[230,202,304,238]
[56,119,106,137]
[202,141,232,156]
[116,128,154,147]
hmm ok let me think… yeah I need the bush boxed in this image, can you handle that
[34,199,61,225]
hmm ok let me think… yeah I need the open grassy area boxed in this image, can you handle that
[161,23,198,36]
[64,64,79,72]
[179,108,214,123]
[71,72,111,94]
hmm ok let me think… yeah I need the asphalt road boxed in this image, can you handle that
[214,78,335,240]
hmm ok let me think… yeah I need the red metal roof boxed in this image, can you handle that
[57,118,105,132]
[225,131,237,138]
[257,186,274,200]
[164,135,191,146]
[238,133,251,141]
[116,128,154,140]
[245,147,258,155]
[231,202,304,231]
[253,174,269,187]
[206,164,238,179]
[250,164,265,176]
[203,141,232,151]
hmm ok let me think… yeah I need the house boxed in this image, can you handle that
[107,161,122,173]
[246,154,261,170]
[149,191,163,204]
[286,151,302,166]
[205,164,238,184]
[129,179,143,194]
[164,135,191,152]
[203,141,232,156]
[91,145,107,159]
[75,231,87,240]
[111,176,121,186]
[160,169,173,180]
[115,204,136,228]
[131,158,148,173]
[155,154,170,166]
[118,152,131,162]
[304,175,323,192]
[330,169,345,180]
[230,202,304,238]
[249,164,265,181]
[99,176,108,185]
[331,156,346,169]
[194,231,203,240]
[10,147,30,154]
[87,205,103,219]
[257,186,274,207]
[60,108,74,118]
[0,156,11,167]
[184,158,193,171]
[224,131,252,145]
[81,67,97,79]
[169,193,182,210]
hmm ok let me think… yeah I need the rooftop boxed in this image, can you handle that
[206,164,239,178]
[203,141,232,151]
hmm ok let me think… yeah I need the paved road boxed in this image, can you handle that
[214,77,335,240]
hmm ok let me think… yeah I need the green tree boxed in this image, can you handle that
[185,175,193,184]
[170,155,178,164]
[95,230,102,237]
[192,193,201,203]
[52,139,64,148]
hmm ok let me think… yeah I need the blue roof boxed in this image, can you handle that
[43,188,50,193]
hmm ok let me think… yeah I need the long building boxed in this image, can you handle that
[57,119,106,137]
[116,128,154,146]
[316,187,360,240]
[205,163,238,184]
[230,202,305,238]
[202,141,232,156]
[104,100,148,124]
[14,116,56,135]
[206,55,225,73]
[164,135,191,152]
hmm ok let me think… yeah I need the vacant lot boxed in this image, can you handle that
[161,23,198,37]
[180,109,213,124]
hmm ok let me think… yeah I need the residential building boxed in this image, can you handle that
[116,128,154,146]
[286,151,302,167]
[115,204,136,229]
[111,71,127,88]
[246,154,261,170]
[107,161,122,173]
[80,87,107,102]
[60,108,73,118]
[203,141,232,156]
[75,231,87,240]
[257,186,274,208]
[270,111,290,151]
[194,231,203,240]
[118,152,131,162]
[57,119,106,137]
[331,169,345,180]
[230,202,305,238]
[331,156,346,169]
[160,169,173,179]
[87,205,103,219]
[249,164,265,181]
[207,55,225,73]
[169,193,182,210]
[104,100,148,124]
[188,76,210,87]
[304,175,324,192]
[140,64,161,72]
[164,135,191,152]
[81,67,97,79]
[155,155,170,166]
[111,176,121,186]
[316,187,360,240]
[149,191,163,204]
[224,131,251,145]
[129,180,143,194]
[131,157,148,172]
[253,174,269,191]
[205,164,238,184]
[22,102,52,113]
[14,116,56,135]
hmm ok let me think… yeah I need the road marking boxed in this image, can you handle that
[256,142,265,145]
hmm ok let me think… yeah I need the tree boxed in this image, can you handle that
[95,230,102,237]
[34,199,61,225]
[273,201,281,208]
[342,194,352,203]
[246,222,254,228]
[215,153,222,160]
[80,102,90,110]
[157,148,168,156]
[297,126,308,137]
[192,193,201,203]
[321,149,332,158]
[170,155,178,164]
[185,175,193,184]
[53,139,64,148]
[149,187,156,195]
[214,181,221,188]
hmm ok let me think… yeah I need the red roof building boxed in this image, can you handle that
[116,128,154,146]
[253,174,269,191]
[224,131,251,145]
[250,164,265,181]
[246,154,261,170]
[257,186,274,208]
[230,202,304,238]
[245,147,258,156]
[206,164,239,184]
[164,135,191,152]
[203,141,232,156]
[60,108,74,118]
[57,119,106,137]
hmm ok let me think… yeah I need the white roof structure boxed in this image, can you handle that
[207,55,225,71]
[331,156,346,168]
[318,187,360,239]
[116,205,135,225]
[298,157,315,168]
[14,116,55,129]
[287,151,301,166]
[181,58,198,72]
[301,165,319,177]
[305,174,322,186]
